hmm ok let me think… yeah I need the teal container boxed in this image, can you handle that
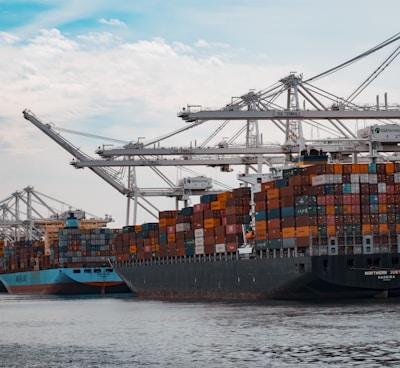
[342,183,352,194]
[255,240,267,250]
[325,184,335,194]
[295,205,309,216]
[281,206,295,218]
[334,205,343,215]
[267,208,280,219]
[181,206,194,215]
[255,210,267,221]
[268,239,281,250]
[275,178,288,188]
[282,237,295,248]
[368,163,377,173]
[370,194,378,204]
[185,243,195,256]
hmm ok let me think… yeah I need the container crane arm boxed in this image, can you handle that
[22,109,130,196]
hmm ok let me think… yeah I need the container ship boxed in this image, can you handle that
[113,162,400,300]
[0,212,130,295]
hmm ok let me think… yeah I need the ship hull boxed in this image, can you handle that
[0,267,130,295]
[114,253,400,300]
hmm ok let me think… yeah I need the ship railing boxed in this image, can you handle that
[114,232,400,269]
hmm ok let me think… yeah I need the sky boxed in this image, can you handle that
[1,0,400,228]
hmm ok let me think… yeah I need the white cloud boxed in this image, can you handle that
[77,32,120,46]
[0,32,20,44]
[98,18,127,28]
[195,39,229,49]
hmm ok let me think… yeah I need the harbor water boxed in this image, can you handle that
[1,294,400,367]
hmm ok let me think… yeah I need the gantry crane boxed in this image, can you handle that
[0,185,112,251]
[23,33,400,225]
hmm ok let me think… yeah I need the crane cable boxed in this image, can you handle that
[305,32,400,83]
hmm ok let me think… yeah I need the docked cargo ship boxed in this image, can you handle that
[113,162,400,300]
[0,212,129,295]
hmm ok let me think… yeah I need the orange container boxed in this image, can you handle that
[296,226,310,237]
[267,188,280,200]
[204,218,220,228]
[217,191,232,201]
[255,229,267,239]
[310,226,318,236]
[343,204,353,214]
[327,225,337,236]
[167,233,176,243]
[386,162,395,174]
[362,224,372,234]
[326,205,335,215]
[333,164,343,174]
[210,200,226,210]
[261,181,275,191]
[255,220,267,232]
[282,227,295,238]
[379,224,388,234]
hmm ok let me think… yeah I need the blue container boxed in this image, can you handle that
[268,239,281,250]
[342,183,352,194]
[325,184,335,194]
[142,222,159,231]
[370,204,378,213]
[255,240,267,250]
[200,194,217,203]
[282,237,296,248]
[159,233,167,243]
[267,208,280,219]
[368,163,377,173]
[275,178,288,188]
[181,206,194,215]
[255,211,267,221]
[295,205,309,216]
[185,243,195,256]
[281,206,295,218]
[369,194,379,204]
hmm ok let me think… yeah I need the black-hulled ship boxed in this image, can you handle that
[113,162,400,300]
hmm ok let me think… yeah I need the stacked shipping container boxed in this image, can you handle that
[254,162,400,252]
[121,187,251,260]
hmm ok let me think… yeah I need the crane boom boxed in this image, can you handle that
[23,109,129,196]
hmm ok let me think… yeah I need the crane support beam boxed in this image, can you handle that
[97,146,285,157]
[72,156,286,168]
[178,109,400,122]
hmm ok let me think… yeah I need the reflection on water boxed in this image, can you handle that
[0,295,400,367]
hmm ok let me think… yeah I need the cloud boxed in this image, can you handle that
[77,32,121,46]
[98,18,126,28]
[195,39,229,49]
[0,32,20,45]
